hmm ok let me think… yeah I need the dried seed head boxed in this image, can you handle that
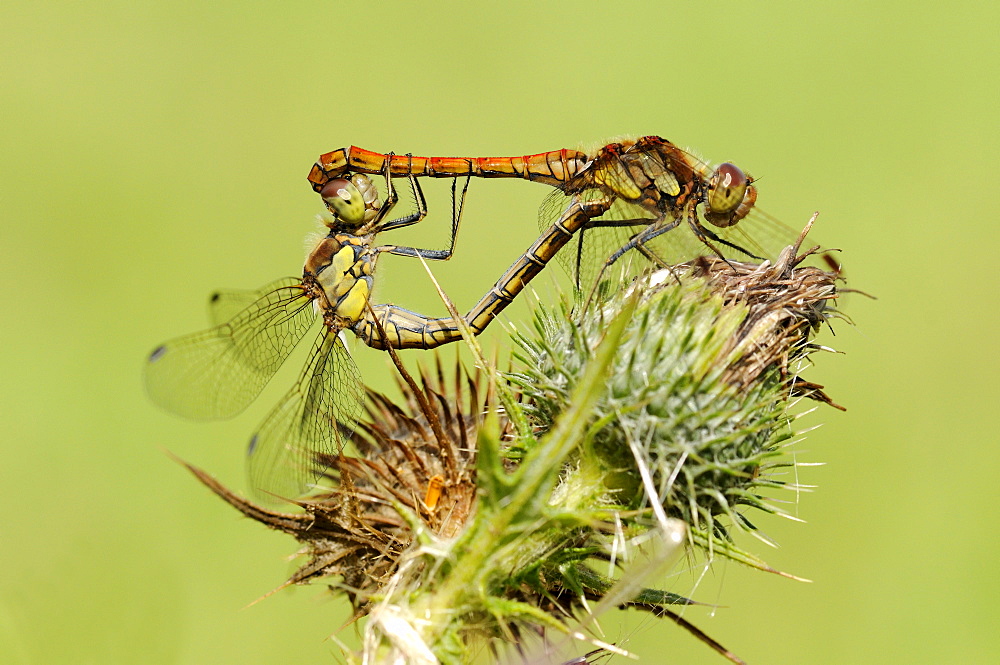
[187,360,501,608]
[663,242,841,400]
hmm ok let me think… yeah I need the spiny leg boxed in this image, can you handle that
[562,214,661,291]
[687,211,764,262]
[370,154,428,232]
[449,162,472,256]
[375,154,428,231]
[367,151,398,228]
[375,161,472,261]
[588,215,681,287]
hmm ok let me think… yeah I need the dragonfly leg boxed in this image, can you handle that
[367,154,429,231]
[354,195,610,350]
[367,151,399,226]
[597,217,682,273]
[579,217,654,229]
[687,215,764,261]
[575,217,684,306]
[564,215,662,290]
[374,165,472,261]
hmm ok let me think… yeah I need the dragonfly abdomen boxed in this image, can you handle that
[309,147,590,191]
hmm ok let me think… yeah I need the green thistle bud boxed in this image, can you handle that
[512,245,840,557]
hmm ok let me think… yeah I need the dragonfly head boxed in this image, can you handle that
[704,162,757,228]
[320,178,366,228]
[320,173,381,229]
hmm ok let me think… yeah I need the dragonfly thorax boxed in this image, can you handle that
[304,233,375,327]
[319,173,382,230]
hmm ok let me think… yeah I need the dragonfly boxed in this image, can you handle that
[308,136,829,292]
[144,160,477,502]
[146,154,612,502]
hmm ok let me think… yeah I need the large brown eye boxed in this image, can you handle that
[320,178,365,227]
[708,163,747,214]
[705,162,751,227]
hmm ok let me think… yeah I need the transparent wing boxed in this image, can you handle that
[144,278,316,420]
[538,188,830,294]
[703,207,835,265]
[538,187,660,292]
[245,329,364,503]
[668,146,835,265]
[205,277,300,327]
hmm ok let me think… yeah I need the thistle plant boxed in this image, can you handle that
[185,218,844,664]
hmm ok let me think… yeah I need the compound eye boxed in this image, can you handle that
[320,178,365,227]
[707,163,748,217]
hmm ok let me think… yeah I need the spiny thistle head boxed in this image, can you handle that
[185,358,499,610]
[184,224,845,664]
[511,241,841,554]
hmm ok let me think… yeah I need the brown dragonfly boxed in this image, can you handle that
[144,158,609,502]
[307,136,822,292]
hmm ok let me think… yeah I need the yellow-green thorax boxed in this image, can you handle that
[304,233,376,328]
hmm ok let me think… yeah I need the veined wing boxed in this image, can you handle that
[144,278,315,420]
[637,204,837,278]
[538,187,660,292]
[538,188,829,294]
[710,206,837,264]
[246,329,364,503]
[668,146,836,267]
[205,277,302,327]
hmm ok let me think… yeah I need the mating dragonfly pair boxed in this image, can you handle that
[145,136,792,503]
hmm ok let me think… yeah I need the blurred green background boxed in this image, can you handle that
[2,1,996,663]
